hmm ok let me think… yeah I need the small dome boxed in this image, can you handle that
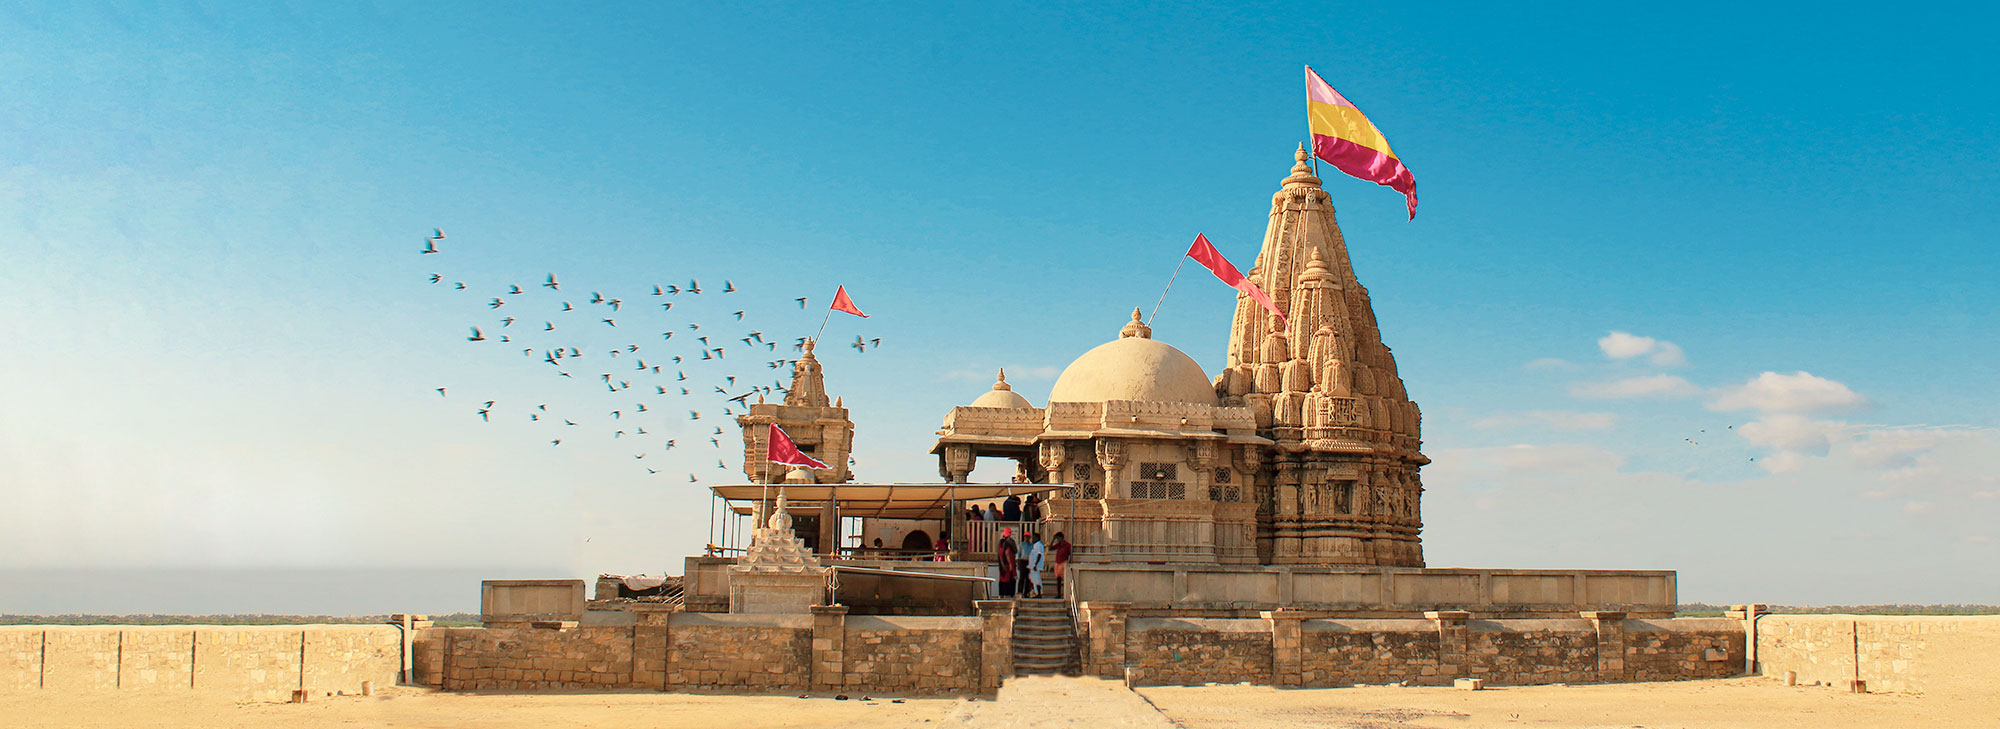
[1048,310,1218,406]
[970,369,1033,408]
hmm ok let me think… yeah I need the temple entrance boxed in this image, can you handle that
[899,530,933,553]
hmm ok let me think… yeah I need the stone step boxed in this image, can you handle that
[1012,646,1074,661]
[1011,629,1074,642]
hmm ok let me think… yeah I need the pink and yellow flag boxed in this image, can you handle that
[1307,66,1418,219]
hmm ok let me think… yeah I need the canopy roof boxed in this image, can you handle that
[711,482,1067,520]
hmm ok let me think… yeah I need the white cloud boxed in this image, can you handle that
[1737,415,1837,457]
[1524,357,1578,372]
[1597,331,1687,366]
[1598,331,1657,359]
[1472,410,1618,431]
[1649,341,1687,367]
[1903,501,1936,514]
[1568,374,1701,399]
[1709,371,1867,414]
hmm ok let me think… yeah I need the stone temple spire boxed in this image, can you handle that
[1214,146,1428,567]
[785,338,829,407]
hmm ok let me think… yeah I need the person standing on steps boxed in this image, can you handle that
[1025,531,1047,598]
[1049,531,1071,596]
[995,527,1018,598]
[1002,493,1022,522]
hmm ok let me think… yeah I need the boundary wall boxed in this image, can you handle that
[415,602,1015,695]
[0,625,400,700]
[1075,604,1742,687]
[1068,565,1679,618]
[1751,614,2000,696]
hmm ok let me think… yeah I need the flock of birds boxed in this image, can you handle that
[419,229,880,484]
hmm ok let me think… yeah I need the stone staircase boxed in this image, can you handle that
[1010,598,1081,676]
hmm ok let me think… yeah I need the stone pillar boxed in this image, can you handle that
[1583,611,1627,682]
[1725,603,1767,675]
[632,606,674,691]
[1263,608,1309,687]
[1426,611,1470,685]
[1079,602,1129,680]
[810,605,848,691]
[976,600,1015,692]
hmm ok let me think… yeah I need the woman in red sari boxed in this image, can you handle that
[995,527,1019,598]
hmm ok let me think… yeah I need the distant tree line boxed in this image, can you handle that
[1677,603,2000,617]
[0,613,482,627]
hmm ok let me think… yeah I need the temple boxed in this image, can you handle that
[673,145,1673,623]
[455,146,1726,695]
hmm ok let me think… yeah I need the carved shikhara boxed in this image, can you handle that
[921,149,1428,567]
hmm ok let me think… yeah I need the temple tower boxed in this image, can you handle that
[737,338,855,553]
[1214,146,1428,567]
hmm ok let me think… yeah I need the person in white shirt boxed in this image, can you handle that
[1025,532,1047,598]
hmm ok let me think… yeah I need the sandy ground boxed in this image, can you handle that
[3,676,1992,729]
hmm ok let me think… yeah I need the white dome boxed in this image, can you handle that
[1048,329,1217,406]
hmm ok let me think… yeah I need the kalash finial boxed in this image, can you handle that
[993,368,1011,391]
[1285,143,1322,188]
[1120,307,1152,339]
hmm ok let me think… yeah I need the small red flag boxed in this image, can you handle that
[767,424,829,469]
[829,286,867,318]
[1187,234,1285,324]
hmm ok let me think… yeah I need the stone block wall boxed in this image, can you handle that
[1125,618,1273,686]
[666,615,811,690]
[441,626,635,690]
[841,616,984,693]
[1624,618,1742,682]
[1089,607,1743,688]
[434,609,999,695]
[0,625,400,700]
[1754,615,2000,696]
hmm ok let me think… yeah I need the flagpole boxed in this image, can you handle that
[1147,255,1189,326]
[812,305,834,341]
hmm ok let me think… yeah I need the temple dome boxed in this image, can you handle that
[969,369,1033,409]
[1048,309,1219,406]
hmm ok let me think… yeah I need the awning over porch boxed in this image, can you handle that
[709,482,1070,520]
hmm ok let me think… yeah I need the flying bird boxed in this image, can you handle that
[467,327,485,341]
[545,321,555,331]
[602,318,616,327]
[562,302,573,311]
[723,281,736,293]
[489,298,505,309]
[501,317,515,326]
[796,297,808,308]
[509,284,523,295]
[477,408,490,422]
[544,273,560,290]
[652,285,665,296]
[431,228,446,240]
[421,240,438,254]
[661,302,673,311]
[733,311,745,320]
[436,388,447,397]
[608,299,621,311]
[687,279,702,294]
[454,282,466,290]
[429,273,441,283]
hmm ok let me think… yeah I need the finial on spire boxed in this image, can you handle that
[994,369,1011,391]
[1285,144,1322,188]
[802,338,816,353]
[1121,307,1152,339]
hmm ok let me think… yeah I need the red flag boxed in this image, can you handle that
[767,424,830,469]
[829,286,867,318]
[1187,234,1285,324]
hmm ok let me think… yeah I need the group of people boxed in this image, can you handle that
[994,528,1069,598]
[967,493,1043,523]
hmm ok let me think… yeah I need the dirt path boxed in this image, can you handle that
[934,676,1177,729]
[1137,677,2000,729]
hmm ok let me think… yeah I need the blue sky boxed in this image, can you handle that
[2,3,1995,613]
